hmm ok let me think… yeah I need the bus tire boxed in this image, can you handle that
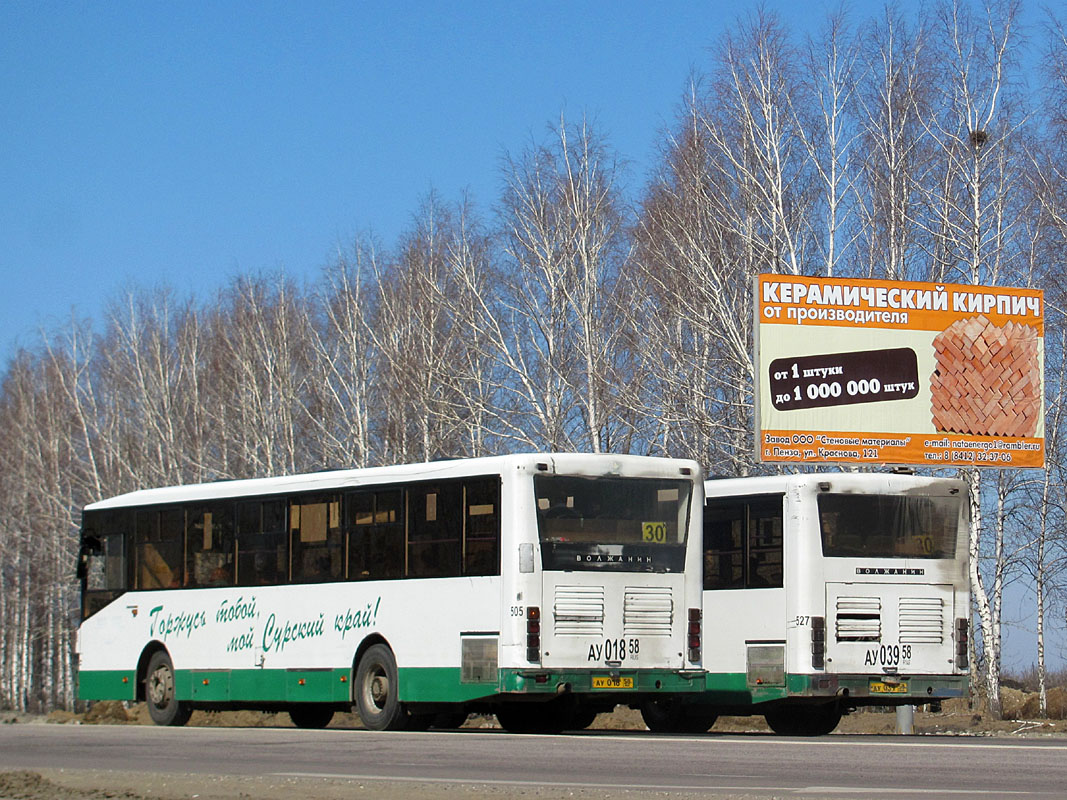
[355,644,413,731]
[288,704,334,729]
[495,702,570,734]
[569,705,599,730]
[144,650,192,727]
[430,710,469,729]
[640,698,717,733]
[764,703,841,736]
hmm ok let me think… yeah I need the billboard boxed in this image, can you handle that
[755,275,1044,468]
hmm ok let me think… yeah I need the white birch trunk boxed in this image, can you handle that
[967,469,998,717]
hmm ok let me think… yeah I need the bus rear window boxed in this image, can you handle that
[818,493,961,559]
[534,475,691,572]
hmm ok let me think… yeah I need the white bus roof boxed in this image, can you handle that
[86,452,702,511]
[704,471,966,497]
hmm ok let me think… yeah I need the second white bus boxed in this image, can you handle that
[642,471,970,735]
[76,453,706,732]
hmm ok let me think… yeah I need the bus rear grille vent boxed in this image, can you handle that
[835,596,881,641]
[623,586,674,637]
[553,585,605,637]
[898,597,944,644]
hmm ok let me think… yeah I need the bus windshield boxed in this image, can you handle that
[818,493,962,559]
[534,475,691,572]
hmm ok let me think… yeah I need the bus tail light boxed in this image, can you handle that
[526,606,541,663]
[956,618,968,670]
[688,608,701,663]
[811,616,826,670]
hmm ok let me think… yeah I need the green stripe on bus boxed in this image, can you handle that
[79,666,494,704]
[398,667,500,703]
[186,668,354,703]
[79,668,353,704]
[78,670,137,701]
[699,671,967,705]
[79,666,705,704]
[700,672,788,704]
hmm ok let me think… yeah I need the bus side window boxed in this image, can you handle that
[290,495,343,583]
[704,503,745,590]
[464,478,500,576]
[704,495,783,590]
[92,510,130,591]
[747,499,783,589]
[236,499,287,586]
[81,509,131,618]
[186,503,235,587]
[135,508,184,589]
[408,483,462,578]
[84,532,125,587]
[347,489,404,580]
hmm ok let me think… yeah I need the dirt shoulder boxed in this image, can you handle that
[3,768,747,800]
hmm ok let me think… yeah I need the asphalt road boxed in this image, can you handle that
[1,725,1065,799]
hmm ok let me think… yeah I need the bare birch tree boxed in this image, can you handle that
[1021,327,1067,715]
[853,5,936,281]
[207,274,314,478]
[794,7,864,276]
[703,8,813,277]
[435,195,504,457]
[0,347,82,710]
[630,9,813,471]
[1023,12,1067,714]
[96,289,211,488]
[916,0,1029,717]
[496,116,629,452]
[630,89,757,470]
[365,192,501,462]
[309,238,382,469]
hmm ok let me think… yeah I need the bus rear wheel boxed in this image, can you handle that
[640,698,717,733]
[145,651,192,727]
[355,644,418,731]
[289,704,334,729]
[495,704,562,734]
[430,710,469,729]
[570,704,600,731]
[496,699,589,734]
[764,703,841,736]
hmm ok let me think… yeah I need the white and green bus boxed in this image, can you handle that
[76,453,706,731]
[642,471,970,735]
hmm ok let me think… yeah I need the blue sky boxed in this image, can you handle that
[1,0,814,352]
[2,1,1061,671]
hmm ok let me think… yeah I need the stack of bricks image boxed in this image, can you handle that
[930,314,1040,437]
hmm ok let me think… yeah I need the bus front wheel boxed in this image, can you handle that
[355,644,417,731]
[145,650,192,727]
[764,703,841,736]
